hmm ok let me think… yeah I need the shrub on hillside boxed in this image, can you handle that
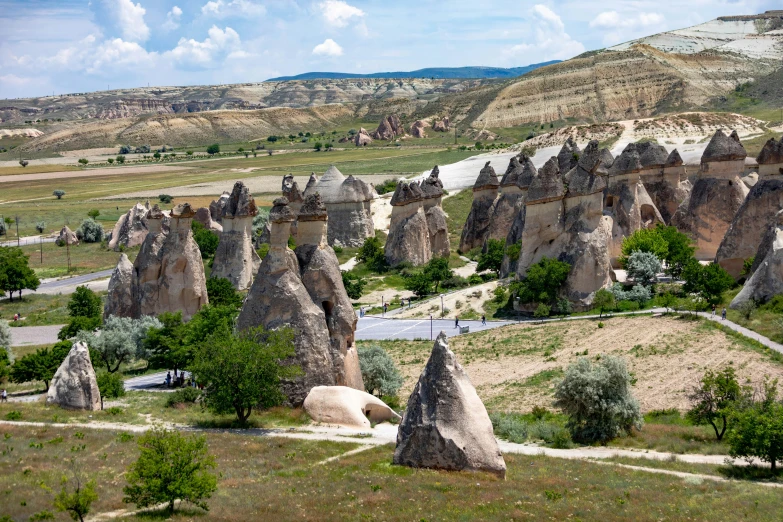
[76,218,104,243]
[358,345,403,399]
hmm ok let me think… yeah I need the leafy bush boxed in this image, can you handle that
[75,218,104,243]
[97,372,126,400]
[0,319,11,351]
[191,220,219,258]
[440,275,469,290]
[534,303,551,318]
[134,145,150,154]
[5,410,22,420]
[116,155,126,164]
[512,257,571,306]
[58,316,101,341]
[206,277,243,308]
[592,288,615,317]
[490,412,529,443]
[687,366,746,441]
[123,427,217,513]
[726,379,783,471]
[554,355,643,443]
[477,239,504,275]
[165,387,202,408]
[55,471,100,522]
[374,179,399,195]
[611,283,651,305]
[682,261,735,305]
[53,190,66,199]
[36,221,46,234]
[77,158,89,166]
[206,143,220,155]
[356,236,388,273]
[625,251,661,286]
[358,345,403,398]
[341,271,366,300]
[68,286,102,319]
[158,194,173,204]
[119,145,132,154]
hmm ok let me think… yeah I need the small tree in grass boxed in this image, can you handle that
[36,221,46,234]
[687,366,747,441]
[554,355,643,443]
[206,143,220,155]
[123,426,217,513]
[423,256,453,293]
[87,209,100,219]
[727,379,783,471]
[77,158,88,166]
[682,261,735,305]
[659,291,677,313]
[53,190,66,199]
[477,239,504,276]
[625,251,661,287]
[54,460,98,522]
[358,345,403,398]
[534,302,550,319]
[76,315,161,373]
[736,299,757,321]
[75,218,104,243]
[189,326,299,422]
[592,288,615,318]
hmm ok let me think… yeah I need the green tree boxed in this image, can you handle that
[77,158,88,166]
[682,261,735,305]
[54,462,98,522]
[625,251,661,287]
[115,155,126,164]
[423,257,453,292]
[192,221,219,258]
[97,371,126,402]
[10,341,71,391]
[123,427,218,513]
[53,190,66,199]
[477,239,504,276]
[0,319,10,351]
[534,303,550,319]
[341,271,366,300]
[619,228,669,267]
[205,277,243,309]
[143,312,191,373]
[687,366,747,441]
[554,355,643,443]
[68,286,102,319]
[87,209,100,219]
[58,316,102,341]
[185,306,239,353]
[656,224,695,278]
[0,246,41,301]
[158,194,173,204]
[189,326,299,422]
[592,288,615,318]
[727,380,783,471]
[659,292,677,313]
[76,218,104,243]
[0,347,10,384]
[404,271,432,297]
[206,143,220,155]
[358,345,403,398]
[513,257,571,306]
[76,316,161,372]
[36,221,46,234]
[356,236,388,273]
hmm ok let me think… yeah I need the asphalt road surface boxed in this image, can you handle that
[355,316,512,341]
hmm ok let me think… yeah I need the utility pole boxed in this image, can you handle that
[15,216,19,247]
[65,227,71,273]
[40,236,43,263]
[454,127,457,145]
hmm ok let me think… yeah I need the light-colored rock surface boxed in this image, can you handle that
[638,146,692,224]
[420,166,450,258]
[55,226,78,247]
[211,181,261,290]
[410,120,427,138]
[385,181,432,267]
[432,116,450,132]
[301,166,375,247]
[371,114,405,140]
[303,386,400,428]
[354,128,373,146]
[717,136,783,278]
[487,154,534,246]
[731,210,783,309]
[459,161,499,253]
[46,342,101,411]
[104,253,134,319]
[209,192,230,223]
[672,130,750,260]
[394,332,506,478]
[194,206,223,232]
[108,201,150,250]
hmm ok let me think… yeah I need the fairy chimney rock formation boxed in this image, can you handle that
[432,116,450,132]
[371,114,405,140]
[731,210,783,309]
[104,253,134,319]
[394,332,506,478]
[672,130,750,259]
[410,120,427,138]
[420,166,451,259]
[500,155,538,276]
[46,342,101,411]
[717,136,783,278]
[211,181,261,290]
[56,226,78,247]
[606,142,665,264]
[354,128,373,146]
[300,166,375,247]
[557,137,581,174]
[459,162,500,253]
[488,154,535,245]
[386,181,432,267]
[295,194,364,390]
[109,201,150,251]
[209,192,230,223]
[194,206,223,232]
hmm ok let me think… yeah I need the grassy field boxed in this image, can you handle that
[1,423,781,521]
[14,241,138,279]
[0,164,82,176]
[442,189,473,251]
[0,293,72,326]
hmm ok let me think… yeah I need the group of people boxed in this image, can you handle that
[711,305,727,320]
[165,370,194,388]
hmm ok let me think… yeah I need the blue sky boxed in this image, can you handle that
[0,0,779,98]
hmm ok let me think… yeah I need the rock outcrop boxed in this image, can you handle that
[487,154,535,246]
[717,136,783,278]
[354,128,373,146]
[500,156,538,276]
[730,210,783,309]
[194,206,223,232]
[108,202,149,250]
[295,194,364,390]
[303,386,400,428]
[46,342,100,411]
[56,226,78,246]
[131,204,208,320]
[104,253,134,319]
[605,143,664,264]
[420,166,451,259]
[394,332,506,478]
[386,181,432,267]
[557,137,581,174]
[410,120,426,138]
[672,130,750,259]
[211,181,261,290]
[300,166,375,247]
[432,116,450,132]
[635,144,692,224]
[459,162,500,253]
[237,197,363,405]
[209,192,230,223]
[371,114,405,140]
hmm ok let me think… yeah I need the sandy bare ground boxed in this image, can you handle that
[385,315,783,414]
[105,173,394,199]
[0,164,193,184]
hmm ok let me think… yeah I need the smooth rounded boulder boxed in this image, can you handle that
[303,386,400,428]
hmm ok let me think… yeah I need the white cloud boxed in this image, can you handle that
[162,5,183,30]
[105,0,150,42]
[318,0,364,27]
[201,0,266,18]
[166,26,243,67]
[312,38,343,56]
[504,4,585,62]
[590,10,666,46]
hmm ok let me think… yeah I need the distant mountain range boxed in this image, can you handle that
[266,62,561,81]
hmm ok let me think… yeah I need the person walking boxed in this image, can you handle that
[165,371,171,387]
[712,304,716,317]
[359,307,364,318]
[721,308,727,320]
[455,316,459,329]
[1,389,7,403]
[481,315,486,326]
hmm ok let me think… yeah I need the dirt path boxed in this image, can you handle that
[0,164,193,184]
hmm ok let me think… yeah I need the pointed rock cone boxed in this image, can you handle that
[46,342,101,411]
[394,331,506,478]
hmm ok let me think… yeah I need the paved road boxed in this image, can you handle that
[0,236,57,248]
[1,269,115,303]
[355,316,512,341]
[124,372,187,392]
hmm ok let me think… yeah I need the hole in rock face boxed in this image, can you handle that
[605,195,615,208]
